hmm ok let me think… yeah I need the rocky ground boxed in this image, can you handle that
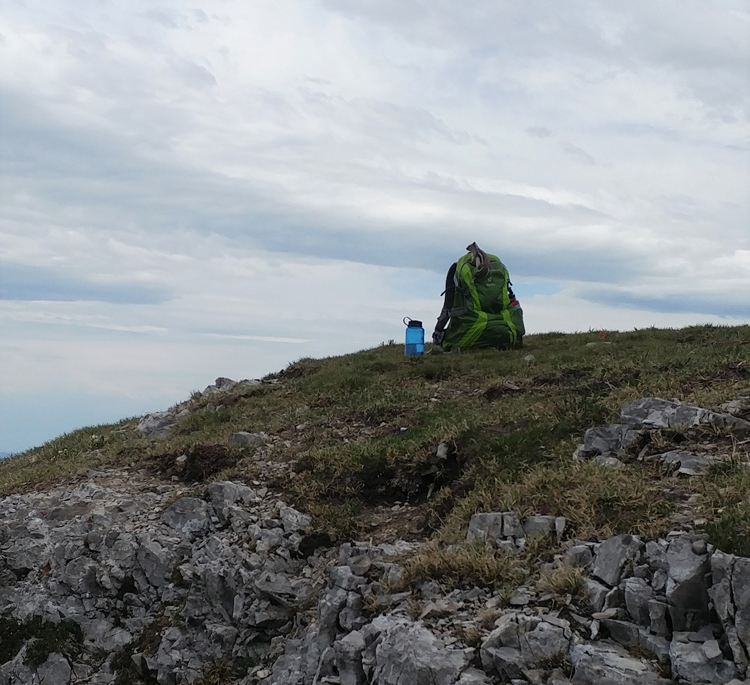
[2,378,750,684]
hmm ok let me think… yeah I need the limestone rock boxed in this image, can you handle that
[621,397,750,434]
[202,377,237,395]
[37,652,72,685]
[318,586,349,649]
[466,513,504,545]
[456,668,492,685]
[702,639,723,664]
[0,645,35,685]
[582,577,609,612]
[721,399,746,414]
[670,639,738,683]
[660,450,712,476]
[648,599,670,637]
[370,616,469,685]
[208,481,256,524]
[565,544,594,569]
[503,512,524,538]
[136,410,178,438]
[279,505,312,533]
[481,646,526,680]
[229,431,266,448]
[136,537,175,587]
[334,631,367,685]
[522,515,558,540]
[732,557,750,658]
[330,566,367,592]
[570,642,671,685]
[592,534,644,587]
[593,455,625,468]
[582,425,624,456]
[480,611,571,677]
[162,497,211,539]
[601,618,640,648]
[623,577,652,626]
[665,536,710,631]
[600,620,669,664]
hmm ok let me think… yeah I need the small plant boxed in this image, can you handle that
[536,564,583,596]
[704,500,750,557]
[192,660,250,685]
[537,654,573,677]
[452,622,484,647]
[362,594,388,617]
[477,607,502,629]
[405,599,422,620]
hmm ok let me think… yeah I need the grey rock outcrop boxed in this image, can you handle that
[570,642,671,684]
[135,377,261,440]
[670,639,738,683]
[621,398,750,433]
[136,410,182,438]
[370,616,469,685]
[592,534,644,587]
[665,536,711,631]
[659,451,713,476]
[162,496,211,539]
[466,513,505,546]
[0,471,326,685]
[481,612,572,678]
[37,653,72,685]
[579,397,750,464]
[709,551,750,672]
[465,511,564,552]
[6,395,750,685]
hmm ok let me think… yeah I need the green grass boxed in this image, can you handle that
[1,324,749,555]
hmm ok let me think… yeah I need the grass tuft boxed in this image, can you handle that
[399,542,527,590]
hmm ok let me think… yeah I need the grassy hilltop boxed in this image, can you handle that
[2,325,750,588]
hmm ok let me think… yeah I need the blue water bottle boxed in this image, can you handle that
[404,318,425,356]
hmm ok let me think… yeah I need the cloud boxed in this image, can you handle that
[526,126,552,138]
[579,287,750,318]
[0,263,171,304]
[560,141,597,165]
[204,334,311,343]
[142,9,181,29]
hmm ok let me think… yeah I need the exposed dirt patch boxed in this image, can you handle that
[358,502,430,544]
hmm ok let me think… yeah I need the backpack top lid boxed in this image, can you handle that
[457,243,507,284]
[465,242,491,271]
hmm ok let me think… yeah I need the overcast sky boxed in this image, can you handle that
[1,1,749,453]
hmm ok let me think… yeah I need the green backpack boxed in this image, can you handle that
[432,243,525,350]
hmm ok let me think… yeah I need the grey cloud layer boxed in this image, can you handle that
[2,85,652,284]
[0,0,748,311]
[320,0,750,111]
[0,264,170,304]
[581,287,750,319]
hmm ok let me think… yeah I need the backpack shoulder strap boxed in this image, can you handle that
[432,262,457,344]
